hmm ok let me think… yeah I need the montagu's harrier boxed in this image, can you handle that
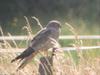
[11,20,61,70]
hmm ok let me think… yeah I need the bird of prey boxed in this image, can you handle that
[11,20,61,70]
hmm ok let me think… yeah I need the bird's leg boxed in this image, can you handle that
[52,48,57,56]
[50,47,57,66]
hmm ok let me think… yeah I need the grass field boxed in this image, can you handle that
[0,46,100,75]
[0,18,100,75]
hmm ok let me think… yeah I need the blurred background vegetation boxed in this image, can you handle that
[0,0,100,68]
[0,0,100,35]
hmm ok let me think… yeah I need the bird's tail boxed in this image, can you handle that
[16,53,37,71]
[11,47,35,63]
[11,47,37,70]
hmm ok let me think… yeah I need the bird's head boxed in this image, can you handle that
[46,20,61,29]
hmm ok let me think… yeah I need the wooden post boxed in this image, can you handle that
[38,56,53,75]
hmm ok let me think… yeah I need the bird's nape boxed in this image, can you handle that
[46,20,61,28]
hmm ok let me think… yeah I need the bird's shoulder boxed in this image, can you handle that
[31,28,52,42]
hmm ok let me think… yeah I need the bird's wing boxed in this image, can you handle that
[11,28,52,63]
[30,28,52,50]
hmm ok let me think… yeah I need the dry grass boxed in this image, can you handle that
[0,17,100,75]
[0,50,100,75]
